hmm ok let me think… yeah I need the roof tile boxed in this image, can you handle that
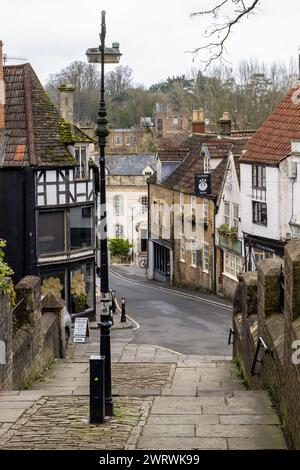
[241,83,300,164]
[2,64,92,168]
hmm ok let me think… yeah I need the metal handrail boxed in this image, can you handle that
[228,327,234,345]
[11,297,24,313]
[251,336,273,376]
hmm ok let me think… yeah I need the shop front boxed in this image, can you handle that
[243,233,285,271]
[39,258,95,319]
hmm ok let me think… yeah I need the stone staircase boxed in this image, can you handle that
[137,356,287,450]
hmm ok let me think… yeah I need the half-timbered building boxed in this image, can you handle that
[0,49,98,319]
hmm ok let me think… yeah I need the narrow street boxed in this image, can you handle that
[109,265,232,356]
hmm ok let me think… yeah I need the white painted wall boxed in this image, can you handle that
[240,164,281,240]
[104,189,148,254]
[279,154,300,238]
[216,153,241,237]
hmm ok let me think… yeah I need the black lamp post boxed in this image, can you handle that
[86,11,121,417]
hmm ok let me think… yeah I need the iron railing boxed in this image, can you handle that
[251,336,273,376]
[279,264,285,313]
[228,327,234,345]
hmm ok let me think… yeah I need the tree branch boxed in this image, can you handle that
[190,0,260,70]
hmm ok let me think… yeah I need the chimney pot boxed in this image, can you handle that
[192,108,205,134]
[58,83,75,123]
[219,111,231,136]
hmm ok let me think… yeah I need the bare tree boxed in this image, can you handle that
[105,65,133,97]
[191,0,260,70]
[45,61,100,123]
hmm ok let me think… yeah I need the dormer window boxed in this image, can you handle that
[75,145,88,179]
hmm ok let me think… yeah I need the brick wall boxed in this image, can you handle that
[233,240,300,449]
[0,275,65,391]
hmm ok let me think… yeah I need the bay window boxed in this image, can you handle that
[38,211,65,254]
[70,206,93,250]
[38,205,94,255]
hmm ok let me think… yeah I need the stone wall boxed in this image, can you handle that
[0,276,65,391]
[233,240,300,449]
[0,289,13,389]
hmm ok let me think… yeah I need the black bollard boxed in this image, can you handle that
[121,297,126,322]
[89,355,105,424]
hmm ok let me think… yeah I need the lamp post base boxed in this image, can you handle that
[99,315,114,417]
[105,398,114,417]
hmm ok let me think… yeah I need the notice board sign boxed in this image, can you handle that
[73,318,90,343]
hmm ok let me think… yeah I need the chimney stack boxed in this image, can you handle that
[192,109,205,134]
[58,83,75,123]
[0,41,5,129]
[219,112,231,136]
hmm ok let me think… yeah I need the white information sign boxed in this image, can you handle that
[73,318,90,343]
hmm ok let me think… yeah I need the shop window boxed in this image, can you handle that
[40,270,66,300]
[70,263,94,314]
[254,250,275,266]
[38,211,65,254]
[70,206,93,250]
[224,252,243,279]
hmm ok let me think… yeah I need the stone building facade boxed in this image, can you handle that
[105,154,155,258]
[233,239,300,449]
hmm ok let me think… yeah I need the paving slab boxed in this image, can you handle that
[0,392,42,401]
[137,436,228,450]
[195,424,284,438]
[202,405,275,415]
[151,396,226,415]
[227,436,287,450]
[0,409,29,423]
[0,401,34,409]
[219,414,280,425]
[147,415,219,425]
[142,424,195,437]
[161,387,197,396]
[0,340,287,450]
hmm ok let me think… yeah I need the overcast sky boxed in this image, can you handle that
[1,0,300,86]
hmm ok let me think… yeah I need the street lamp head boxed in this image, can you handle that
[86,43,122,64]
